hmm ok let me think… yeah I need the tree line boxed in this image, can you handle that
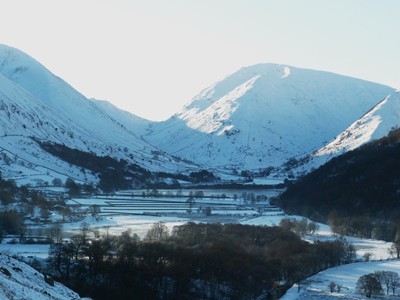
[276,128,400,242]
[36,140,221,192]
[42,222,356,300]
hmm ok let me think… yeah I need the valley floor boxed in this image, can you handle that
[0,188,396,300]
[0,191,393,260]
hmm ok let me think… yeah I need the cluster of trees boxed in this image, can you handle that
[189,170,219,183]
[152,170,221,189]
[356,271,400,298]
[279,217,319,237]
[37,141,221,192]
[64,178,95,196]
[327,281,343,293]
[328,271,400,298]
[0,175,19,205]
[276,128,400,242]
[43,222,356,300]
[140,189,271,203]
[240,192,268,203]
[0,210,25,241]
[0,174,91,242]
[141,189,206,199]
[37,140,153,192]
[326,210,400,241]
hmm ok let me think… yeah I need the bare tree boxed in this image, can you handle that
[89,204,102,221]
[48,223,63,243]
[307,221,320,235]
[375,270,400,295]
[328,281,336,293]
[356,273,383,298]
[363,252,373,262]
[389,241,400,258]
[145,222,169,241]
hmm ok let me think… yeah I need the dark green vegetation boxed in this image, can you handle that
[45,222,355,300]
[36,140,152,192]
[36,140,222,192]
[276,128,400,241]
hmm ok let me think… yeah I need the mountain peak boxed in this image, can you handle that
[0,45,192,185]
[184,64,290,108]
[145,65,396,169]
[236,63,291,77]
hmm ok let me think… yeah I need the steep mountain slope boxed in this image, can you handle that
[291,91,400,174]
[313,91,400,159]
[0,44,192,184]
[144,64,395,170]
[0,254,81,299]
[90,99,150,136]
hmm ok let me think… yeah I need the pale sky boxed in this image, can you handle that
[1,0,399,121]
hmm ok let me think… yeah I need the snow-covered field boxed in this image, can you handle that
[282,260,400,299]
[0,244,50,259]
[244,216,393,261]
[1,189,392,264]
[63,214,189,238]
[61,189,279,238]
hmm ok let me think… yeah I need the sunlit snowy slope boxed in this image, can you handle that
[0,44,192,184]
[311,92,400,163]
[144,64,395,170]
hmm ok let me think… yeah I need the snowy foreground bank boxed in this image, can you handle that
[0,254,82,300]
[282,260,400,299]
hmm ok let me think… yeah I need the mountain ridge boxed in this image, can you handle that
[144,63,395,171]
[0,44,194,185]
[0,44,397,185]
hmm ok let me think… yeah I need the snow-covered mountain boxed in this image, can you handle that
[315,92,400,157]
[292,91,400,172]
[0,254,81,299]
[0,44,192,185]
[1,44,396,183]
[143,64,395,171]
[89,98,151,136]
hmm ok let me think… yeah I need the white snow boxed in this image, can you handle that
[144,63,395,170]
[0,254,81,299]
[281,260,400,299]
[282,66,291,78]
[290,92,400,174]
[0,44,397,180]
[61,214,189,238]
[0,244,50,259]
[242,216,393,261]
[182,75,260,134]
[0,44,196,185]
[309,92,400,168]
